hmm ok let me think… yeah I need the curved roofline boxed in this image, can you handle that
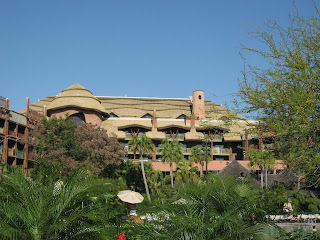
[97,96,190,100]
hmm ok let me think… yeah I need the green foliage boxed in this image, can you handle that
[261,184,320,214]
[0,167,112,240]
[159,138,183,187]
[128,135,139,160]
[189,146,205,175]
[29,116,125,177]
[121,175,282,239]
[247,146,275,188]
[159,139,183,165]
[136,135,155,157]
[238,4,320,187]
[278,228,320,240]
[175,160,200,185]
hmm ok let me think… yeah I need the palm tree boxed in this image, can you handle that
[141,175,281,239]
[137,135,155,202]
[175,160,199,184]
[190,146,205,176]
[128,135,139,160]
[160,138,183,188]
[0,167,110,240]
[247,147,275,189]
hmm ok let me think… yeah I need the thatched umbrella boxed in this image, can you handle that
[118,190,144,217]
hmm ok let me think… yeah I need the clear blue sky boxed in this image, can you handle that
[0,0,317,112]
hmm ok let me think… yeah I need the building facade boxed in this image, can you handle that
[19,83,280,173]
[0,96,43,170]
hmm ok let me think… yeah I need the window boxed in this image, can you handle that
[177,114,186,120]
[109,113,118,118]
[142,114,152,119]
[69,113,85,125]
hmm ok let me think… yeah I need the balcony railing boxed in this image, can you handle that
[155,147,229,156]
[165,133,185,141]
[212,147,229,155]
[156,147,192,155]
[204,134,223,141]
[182,148,192,154]
[125,132,146,139]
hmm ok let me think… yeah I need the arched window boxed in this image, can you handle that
[109,113,119,118]
[69,112,85,125]
[141,114,152,119]
[177,114,186,120]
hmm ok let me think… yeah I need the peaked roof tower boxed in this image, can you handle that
[47,83,106,113]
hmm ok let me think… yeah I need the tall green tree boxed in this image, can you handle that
[175,160,199,185]
[190,146,205,176]
[159,138,183,188]
[247,147,275,189]
[136,135,155,202]
[128,135,139,160]
[238,5,320,188]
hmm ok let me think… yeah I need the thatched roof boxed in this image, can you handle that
[218,160,251,178]
[21,83,242,121]
[98,96,193,118]
[19,84,247,137]
[47,83,106,114]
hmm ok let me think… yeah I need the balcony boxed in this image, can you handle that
[156,147,192,155]
[182,148,192,155]
[212,147,229,155]
[125,132,146,140]
[204,134,223,142]
[165,133,185,141]
[17,150,24,158]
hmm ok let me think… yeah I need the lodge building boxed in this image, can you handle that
[1,83,281,174]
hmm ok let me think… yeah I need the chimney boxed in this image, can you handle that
[192,90,205,119]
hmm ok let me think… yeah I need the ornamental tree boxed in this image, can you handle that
[238,5,320,188]
[27,116,125,177]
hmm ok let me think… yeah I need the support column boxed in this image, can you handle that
[2,98,9,165]
[244,129,249,160]
[43,105,47,117]
[152,146,156,161]
[228,142,233,161]
[210,136,214,161]
[259,136,263,151]
[23,97,29,170]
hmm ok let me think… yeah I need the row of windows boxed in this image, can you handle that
[109,113,187,119]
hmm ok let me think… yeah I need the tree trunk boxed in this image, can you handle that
[265,169,268,189]
[297,175,301,190]
[140,151,151,202]
[200,162,203,175]
[260,168,264,189]
[170,162,174,188]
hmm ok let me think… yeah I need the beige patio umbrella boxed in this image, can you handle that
[117,190,144,204]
